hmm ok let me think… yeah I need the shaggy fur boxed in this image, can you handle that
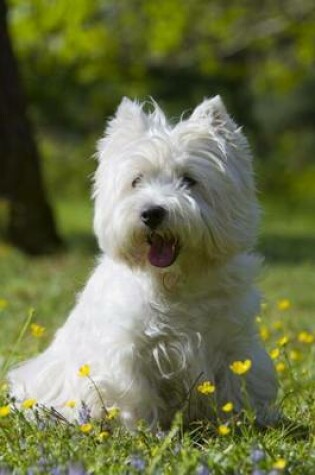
[8,96,278,429]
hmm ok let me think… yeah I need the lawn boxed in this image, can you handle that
[0,199,314,474]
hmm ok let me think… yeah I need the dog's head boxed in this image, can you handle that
[93,96,259,272]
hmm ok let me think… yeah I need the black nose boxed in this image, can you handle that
[141,206,166,229]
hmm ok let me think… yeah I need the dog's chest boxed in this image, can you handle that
[141,298,227,379]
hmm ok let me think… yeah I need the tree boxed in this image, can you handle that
[0,0,62,254]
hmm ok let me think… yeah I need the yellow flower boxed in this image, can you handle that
[0,405,10,417]
[80,423,93,433]
[277,336,289,347]
[65,400,77,408]
[277,299,291,311]
[196,381,216,395]
[222,402,234,413]
[276,362,286,373]
[30,324,45,338]
[98,431,110,441]
[298,331,314,344]
[0,299,8,310]
[106,407,120,420]
[259,325,270,341]
[269,348,280,360]
[78,364,90,377]
[21,398,37,409]
[230,359,252,375]
[289,350,301,361]
[272,320,283,330]
[255,315,262,323]
[218,425,231,436]
[273,458,287,470]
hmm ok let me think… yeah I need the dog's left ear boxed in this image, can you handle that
[190,95,238,133]
[190,96,251,159]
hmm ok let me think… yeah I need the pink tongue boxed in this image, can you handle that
[148,235,177,268]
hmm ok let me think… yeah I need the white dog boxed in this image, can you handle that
[9,96,278,429]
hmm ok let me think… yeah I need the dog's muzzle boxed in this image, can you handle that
[140,206,180,268]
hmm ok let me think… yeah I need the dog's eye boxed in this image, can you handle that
[182,175,197,188]
[132,175,143,188]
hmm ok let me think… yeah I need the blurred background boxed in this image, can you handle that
[0,0,314,359]
[1,0,315,255]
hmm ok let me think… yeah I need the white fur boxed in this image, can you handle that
[8,96,278,429]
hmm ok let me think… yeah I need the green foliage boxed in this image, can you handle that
[5,1,315,199]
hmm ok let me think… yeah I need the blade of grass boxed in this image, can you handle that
[0,308,34,379]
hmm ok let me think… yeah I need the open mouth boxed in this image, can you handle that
[147,232,180,268]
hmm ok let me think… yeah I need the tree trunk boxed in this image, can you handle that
[0,0,62,254]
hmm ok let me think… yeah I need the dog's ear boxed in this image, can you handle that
[106,97,148,136]
[106,97,167,135]
[97,98,169,161]
[189,96,251,159]
[190,95,238,133]
[97,98,149,161]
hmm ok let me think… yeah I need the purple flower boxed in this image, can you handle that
[78,402,91,424]
[68,463,87,475]
[251,448,266,464]
[128,455,146,471]
[37,419,47,431]
[51,468,63,475]
[156,430,166,440]
[38,456,47,468]
[172,442,181,455]
[252,470,266,475]
[195,462,212,475]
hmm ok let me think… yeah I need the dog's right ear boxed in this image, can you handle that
[109,97,148,133]
[97,98,148,161]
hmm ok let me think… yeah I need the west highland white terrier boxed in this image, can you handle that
[9,96,278,429]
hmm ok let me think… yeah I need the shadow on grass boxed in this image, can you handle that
[259,234,315,264]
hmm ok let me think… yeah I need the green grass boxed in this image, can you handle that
[0,199,314,474]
